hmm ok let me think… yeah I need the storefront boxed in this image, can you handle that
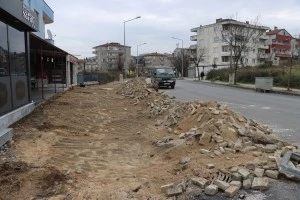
[0,0,38,116]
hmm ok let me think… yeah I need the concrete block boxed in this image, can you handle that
[265,170,279,179]
[238,168,250,179]
[243,178,252,189]
[0,128,12,147]
[191,177,209,188]
[230,181,242,189]
[254,168,265,177]
[161,183,174,193]
[231,173,242,181]
[167,186,183,197]
[251,177,269,190]
[225,185,240,197]
[214,180,230,191]
[205,184,218,196]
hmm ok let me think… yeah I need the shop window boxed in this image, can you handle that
[8,26,26,76]
[0,22,9,76]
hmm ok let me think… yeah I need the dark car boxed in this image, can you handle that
[150,66,176,89]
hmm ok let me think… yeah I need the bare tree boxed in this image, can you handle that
[117,53,125,72]
[216,16,265,84]
[190,48,207,80]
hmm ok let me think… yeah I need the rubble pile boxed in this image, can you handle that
[117,78,299,198]
[116,77,157,101]
[160,144,300,198]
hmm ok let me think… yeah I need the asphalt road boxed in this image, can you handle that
[161,80,300,199]
[163,79,300,147]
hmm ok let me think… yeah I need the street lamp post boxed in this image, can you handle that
[172,37,184,78]
[136,43,146,77]
[124,16,141,46]
[123,16,141,78]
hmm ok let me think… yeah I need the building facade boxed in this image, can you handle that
[190,18,270,68]
[142,52,173,69]
[265,28,295,65]
[0,0,38,117]
[23,0,54,40]
[93,43,131,72]
[1,0,78,145]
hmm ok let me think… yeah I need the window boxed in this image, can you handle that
[8,26,26,75]
[102,59,105,62]
[252,59,256,63]
[253,49,256,53]
[245,58,248,63]
[214,37,219,43]
[222,46,230,52]
[222,56,229,62]
[214,26,218,32]
[0,22,9,76]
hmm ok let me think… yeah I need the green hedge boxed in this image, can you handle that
[206,66,300,89]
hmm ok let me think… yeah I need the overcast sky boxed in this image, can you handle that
[46,0,300,59]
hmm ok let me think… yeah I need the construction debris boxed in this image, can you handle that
[119,78,298,198]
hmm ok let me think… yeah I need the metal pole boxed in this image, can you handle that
[53,49,56,93]
[40,45,44,99]
[123,16,141,78]
[136,45,138,77]
[181,40,183,78]
[171,37,184,78]
[124,22,126,46]
[298,34,300,62]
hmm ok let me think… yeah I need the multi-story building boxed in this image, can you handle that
[93,43,131,72]
[190,18,270,68]
[142,52,173,69]
[23,0,54,40]
[265,27,295,65]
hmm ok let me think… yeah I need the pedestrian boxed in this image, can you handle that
[200,71,204,80]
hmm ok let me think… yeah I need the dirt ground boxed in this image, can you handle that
[0,81,275,200]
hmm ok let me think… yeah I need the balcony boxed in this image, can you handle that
[271,44,291,49]
[275,53,292,58]
[190,35,197,41]
[276,34,291,40]
[221,51,231,56]
[191,27,198,32]
[257,54,267,59]
[257,44,268,49]
[259,35,269,40]
[42,0,54,24]
[190,44,197,49]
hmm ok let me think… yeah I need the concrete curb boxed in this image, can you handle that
[192,80,300,97]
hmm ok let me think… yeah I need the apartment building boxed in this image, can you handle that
[190,18,270,68]
[142,52,173,69]
[265,27,295,65]
[93,43,131,72]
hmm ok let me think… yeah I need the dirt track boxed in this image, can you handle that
[0,80,282,200]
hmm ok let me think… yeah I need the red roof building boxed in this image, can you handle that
[266,27,295,65]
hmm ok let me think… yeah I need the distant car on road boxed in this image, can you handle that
[150,66,176,89]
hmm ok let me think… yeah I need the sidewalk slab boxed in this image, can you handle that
[190,79,300,97]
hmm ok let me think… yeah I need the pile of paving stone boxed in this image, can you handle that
[160,145,300,198]
[116,77,156,100]
[118,78,299,198]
